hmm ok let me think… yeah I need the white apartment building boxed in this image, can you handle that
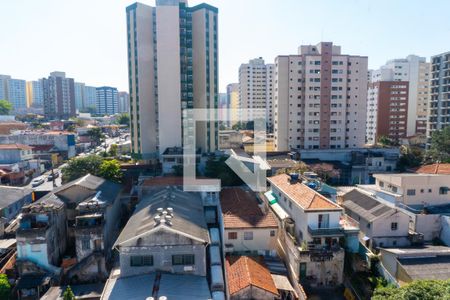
[368,55,431,138]
[118,92,129,113]
[126,0,218,160]
[96,86,119,115]
[0,75,27,112]
[429,51,450,135]
[74,82,86,110]
[273,42,368,151]
[26,80,44,108]
[239,58,274,130]
[226,83,239,127]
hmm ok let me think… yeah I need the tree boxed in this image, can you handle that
[109,144,118,157]
[397,145,424,171]
[372,279,450,300]
[0,100,12,115]
[116,113,130,126]
[276,161,309,175]
[87,127,105,145]
[427,126,450,163]
[309,163,341,183]
[98,159,123,182]
[61,155,104,183]
[63,285,75,300]
[204,156,243,186]
[377,135,395,147]
[0,274,11,300]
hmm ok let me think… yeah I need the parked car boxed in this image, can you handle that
[47,171,59,181]
[31,177,45,187]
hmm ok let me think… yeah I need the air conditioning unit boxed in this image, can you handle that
[184,266,195,272]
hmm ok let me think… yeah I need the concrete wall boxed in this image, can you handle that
[414,214,441,241]
[440,216,450,246]
[230,286,278,300]
[223,228,277,256]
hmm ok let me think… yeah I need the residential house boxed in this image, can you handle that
[413,163,450,175]
[0,186,33,223]
[341,189,410,249]
[265,173,359,287]
[0,144,33,164]
[220,187,278,256]
[225,256,279,300]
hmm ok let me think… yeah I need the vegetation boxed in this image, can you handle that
[309,163,341,183]
[377,135,396,147]
[276,161,309,175]
[61,155,123,183]
[0,274,11,300]
[204,156,243,186]
[87,127,105,145]
[116,113,130,126]
[397,145,424,171]
[63,285,75,300]
[0,99,13,115]
[372,279,450,300]
[426,126,450,163]
[109,144,118,157]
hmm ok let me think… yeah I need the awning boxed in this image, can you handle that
[271,274,296,292]
[264,190,278,205]
[269,202,290,221]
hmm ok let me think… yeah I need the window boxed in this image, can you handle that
[407,189,416,196]
[318,214,329,228]
[130,255,153,266]
[228,232,237,240]
[172,254,195,265]
[270,230,276,237]
[244,231,253,240]
[391,222,398,231]
[82,239,91,250]
[379,181,384,188]
[31,244,41,252]
[439,187,449,195]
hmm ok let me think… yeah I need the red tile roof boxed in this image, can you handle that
[268,173,341,211]
[0,123,28,135]
[220,188,278,229]
[413,163,450,175]
[226,256,279,296]
[0,143,33,150]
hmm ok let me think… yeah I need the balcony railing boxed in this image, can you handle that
[307,226,344,237]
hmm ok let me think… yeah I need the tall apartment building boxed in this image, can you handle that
[429,51,450,135]
[84,86,97,111]
[238,58,274,130]
[118,92,129,113]
[0,75,27,112]
[273,42,368,151]
[226,83,239,127]
[42,71,76,119]
[26,80,44,107]
[74,82,86,110]
[126,1,218,160]
[366,82,409,144]
[369,55,430,137]
[96,86,119,115]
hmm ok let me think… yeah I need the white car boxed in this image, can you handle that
[31,177,45,187]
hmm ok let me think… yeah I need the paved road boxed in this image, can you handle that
[27,168,63,191]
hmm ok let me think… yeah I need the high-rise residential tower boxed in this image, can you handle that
[226,83,239,127]
[429,51,450,135]
[126,0,218,160]
[26,80,44,108]
[273,42,368,151]
[368,55,430,140]
[74,82,86,110]
[118,92,129,113]
[0,75,27,112]
[96,86,119,115]
[238,58,274,130]
[42,71,76,119]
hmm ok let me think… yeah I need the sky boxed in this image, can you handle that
[1,0,450,93]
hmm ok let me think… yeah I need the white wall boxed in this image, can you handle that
[440,216,450,246]
[223,228,277,255]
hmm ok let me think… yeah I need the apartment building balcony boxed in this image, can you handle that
[307,226,344,237]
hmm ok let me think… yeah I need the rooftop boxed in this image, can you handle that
[342,189,398,222]
[268,174,341,211]
[413,163,450,175]
[225,256,279,296]
[41,283,105,300]
[220,188,278,229]
[0,143,33,150]
[0,186,32,209]
[380,245,450,256]
[398,255,450,281]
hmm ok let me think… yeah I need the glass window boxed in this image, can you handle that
[244,231,253,240]
[172,254,195,265]
[391,222,398,231]
[228,232,237,240]
[270,230,276,237]
[407,189,416,196]
[130,255,153,266]
[82,239,91,250]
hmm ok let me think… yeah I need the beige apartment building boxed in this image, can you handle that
[273,42,368,151]
[239,58,274,130]
[226,83,239,127]
[126,0,218,160]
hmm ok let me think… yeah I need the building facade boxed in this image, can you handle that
[96,86,119,115]
[26,80,44,108]
[118,91,129,113]
[126,0,218,160]
[42,72,76,119]
[226,83,239,127]
[238,58,274,130]
[0,75,27,112]
[429,51,450,135]
[369,55,431,137]
[273,42,368,151]
[366,81,409,144]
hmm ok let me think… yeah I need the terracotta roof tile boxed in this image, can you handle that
[226,256,279,296]
[268,173,341,211]
[414,163,450,175]
[220,188,278,229]
[0,143,33,150]
[142,176,211,187]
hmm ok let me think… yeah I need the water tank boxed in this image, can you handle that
[284,218,295,237]
[210,265,224,292]
[209,227,221,246]
[211,291,226,300]
[209,245,222,266]
[307,181,318,190]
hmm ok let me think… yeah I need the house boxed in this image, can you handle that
[225,256,279,300]
[40,283,104,300]
[113,186,210,278]
[0,186,33,223]
[341,189,411,249]
[413,163,450,175]
[265,173,359,287]
[220,187,278,256]
[0,144,33,164]
[161,146,201,174]
[379,245,450,286]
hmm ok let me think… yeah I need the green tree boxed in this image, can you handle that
[427,126,450,163]
[397,145,424,171]
[377,135,395,147]
[372,279,450,300]
[99,159,123,182]
[109,144,118,157]
[276,161,309,175]
[116,113,130,126]
[63,285,75,300]
[61,155,104,183]
[309,163,341,183]
[0,274,11,300]
[0,100,13,115]
[204,156,243,186]
[87,127,105,145]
